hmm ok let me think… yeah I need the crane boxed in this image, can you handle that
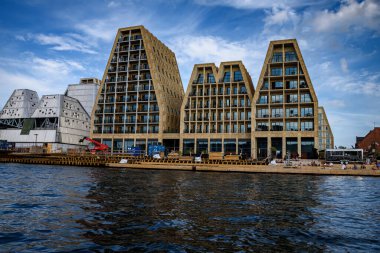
[79,137,109,154]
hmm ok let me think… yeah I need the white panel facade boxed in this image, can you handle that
[0,89,39,119]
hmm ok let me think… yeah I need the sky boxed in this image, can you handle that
[0,0,379,147]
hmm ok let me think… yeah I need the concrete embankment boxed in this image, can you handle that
[107,162,380,177]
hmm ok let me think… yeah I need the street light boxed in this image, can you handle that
[34,134,38,147]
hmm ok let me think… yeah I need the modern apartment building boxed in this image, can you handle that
[252,39,319,159]
[90,26,184,153]
[318,106,334,150]
[180,61,254,157]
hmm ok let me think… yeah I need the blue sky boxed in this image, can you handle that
[0,0,379,146]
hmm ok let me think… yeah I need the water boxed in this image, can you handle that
[0,163,379,252]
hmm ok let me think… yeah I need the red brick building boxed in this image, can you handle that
[356,127,380,154]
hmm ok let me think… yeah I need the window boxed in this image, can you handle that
[240,111,245,120]
[272,81,283,89]
[223,72,231,82]
[285,67,297,75]
[285,51,297,62]
[301,107,313,117]
[271,95,283,103]
[287,94,298,103]
[240,86,247,94]
[286,108,298,117]
[257,122,269,131]
[272,52,282,63]
[234,71,243,82]
[271,68,282,76]
[257,108,269,118]
[258,95,268,104]
[300,93,312,102]
[240,98,245,107]
[197,139,208,154]
[300,79,307,88]
[263,81,269,90]
[183,139,195,155]
[240,124,245,133]
[301,121,314,131]
[224,139,236,154]
[286,121,298,131]
[207,73,215,83]
[271,108,283,118]
[287,80,297,89]
[271,121,283,131]
[233,87,238,94]
[226,87,231,95]
[210,139,222,152]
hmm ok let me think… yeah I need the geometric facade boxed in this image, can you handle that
[318,106,334,150]
[180,61,254,157]
[252,39,319,159]
[90,25,184,153]
[0,91,90,149]
[65,77,101,115]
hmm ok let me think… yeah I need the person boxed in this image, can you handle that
[341,161,346,170]
[353,164,358,170]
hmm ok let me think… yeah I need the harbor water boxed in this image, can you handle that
[0,163,379,252]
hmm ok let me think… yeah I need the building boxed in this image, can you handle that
[356,127,380,155]
[318,106,334,150]
[0,89,90,152]
[252,39,320,159]
[65,78,100,115]
[179,61,254,156]
[90,25,184,153]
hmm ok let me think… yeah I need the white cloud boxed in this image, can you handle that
[321,99,346,108]
[340,58,349,73]
[313,0,380,33]
[264,6,299,26]
[195,0,327,9]
[34,34,97,54]
[107,1,120,8]
[0,56,85,107]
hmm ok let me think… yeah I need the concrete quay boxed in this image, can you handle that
[107,162,380,177]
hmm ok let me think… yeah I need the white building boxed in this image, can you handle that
[0,88,92,153]
[65,78,100,115]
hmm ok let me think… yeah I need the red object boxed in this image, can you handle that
[79,137,109,153]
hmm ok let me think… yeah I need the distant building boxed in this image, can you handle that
[252,39,322,159]
[356,127,380,155]
[318,107,334,150]
[180,61,254,157]
[0,89,91,153]
[90,25,184,153]
[65,78,100,115]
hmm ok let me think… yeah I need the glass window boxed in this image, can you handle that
[238,139,251,157]
[285,52,297,62]
[272,52,282,63]
[271,121,283,131]
[207,73,215,83]
[271,68,282,76]
[183,139,195,155]
[286,121,298,131]
[257,108,269,118]
[271,108,283,118]
[258,95,268,104]
[197,139,208,154]
[224,139,236,154]
[271,95,283,103]
[272,81,283,89]
[286,108,298,117]
[240,111,245,120]
[210,139,222,152]
[263,81,269,90]
[301,107,313,117]
[234,71,243,82]
[285,67,297,75]
[256,122,269,131]
[197,74,204,83]
[287,80,297,89]
[301,121,314,131]
[286,138,298,157]
[223,72,230,82]
[240,124,245,133]
[300,79,307,88]
[113,139,123,153]
[287,94,298,103]
[300,93,312,102]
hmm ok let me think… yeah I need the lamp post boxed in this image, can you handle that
[34,134,38,147]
